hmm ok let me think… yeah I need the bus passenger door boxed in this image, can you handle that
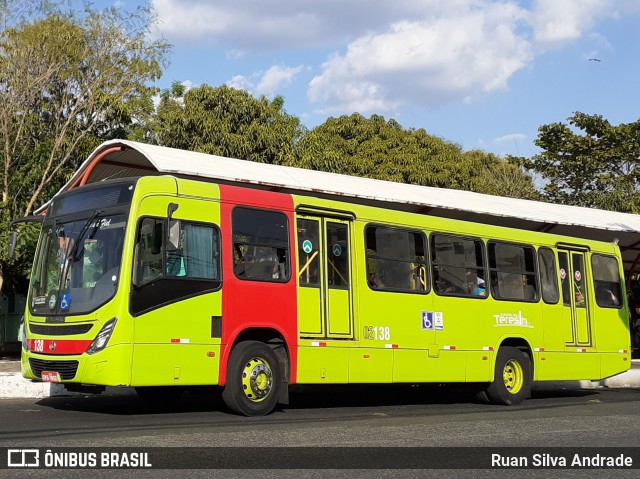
[558,250,593,347]
[297,216,354,339]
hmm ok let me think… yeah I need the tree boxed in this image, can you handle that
[514,112,640,212]
[0,3,170,292]
[464,149,540,200]
[287,113,538,197]
[152,84,304,164]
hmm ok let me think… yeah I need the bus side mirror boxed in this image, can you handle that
[168,219,180,252]
[7,215,44,260]
[8,231,17,259]
[167,202,180,252]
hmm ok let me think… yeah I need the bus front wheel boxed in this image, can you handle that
[485,347,531,406]
[222,341,281,416]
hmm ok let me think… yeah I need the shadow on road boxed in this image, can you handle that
[32,382,601,416]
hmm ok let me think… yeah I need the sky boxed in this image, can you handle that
[112,0,640,159]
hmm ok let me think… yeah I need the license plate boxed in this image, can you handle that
[41,371,60,382]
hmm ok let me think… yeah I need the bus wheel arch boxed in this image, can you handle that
[485,340,533,406]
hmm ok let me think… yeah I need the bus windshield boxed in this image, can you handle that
[29,214,127,315]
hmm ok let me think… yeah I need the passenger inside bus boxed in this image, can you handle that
[575,288,585,306]
[236,247,282,279]
[466,270,486,296]
[368,271,384,288]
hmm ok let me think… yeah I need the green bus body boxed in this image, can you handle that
[20,175,631,415]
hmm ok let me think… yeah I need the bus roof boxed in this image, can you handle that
[43,139,640,275]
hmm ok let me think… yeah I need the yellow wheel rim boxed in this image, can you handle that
[503,359,524,395]
[241,357,273,403]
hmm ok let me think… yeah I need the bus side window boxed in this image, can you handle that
[538,247,559,304]
[431,234,485,298]
[365,225,428,293]
[138,218,164,284]
[232,207,290,282]
[136,217,219,285]
[591,254,622,308]
[488,241,538,302]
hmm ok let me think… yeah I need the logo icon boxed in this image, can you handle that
[7,449,40,467]
[302,240,313,254]
[48,295,57,310]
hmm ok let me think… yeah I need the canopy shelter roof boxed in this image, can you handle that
[42,139,640,278]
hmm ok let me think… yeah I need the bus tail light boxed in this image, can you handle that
[86,318,117,355]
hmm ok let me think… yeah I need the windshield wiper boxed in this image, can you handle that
[69,209,103,261]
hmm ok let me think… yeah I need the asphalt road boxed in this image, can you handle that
[0,384,639,478]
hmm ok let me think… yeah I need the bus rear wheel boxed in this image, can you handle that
[485,347,531,406]
[222,341,281,416]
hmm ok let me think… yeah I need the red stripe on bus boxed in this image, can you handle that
[27,339,93,355]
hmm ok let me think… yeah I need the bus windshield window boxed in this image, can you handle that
[29,214,127,315]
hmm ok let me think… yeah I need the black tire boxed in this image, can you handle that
[135,386,184,404]
[485,347,531,406]
[222,341,281,416]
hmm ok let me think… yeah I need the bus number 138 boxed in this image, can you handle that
[363,326,391,341]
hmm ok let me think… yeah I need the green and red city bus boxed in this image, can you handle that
[16,162,631,415]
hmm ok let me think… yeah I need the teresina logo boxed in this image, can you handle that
[494,311,533,328]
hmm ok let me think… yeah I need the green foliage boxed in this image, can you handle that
[286,113,538,198]
[0,2,170,293]
[152,84,304,164]
[154,96,537,197]
[515,112,640,212]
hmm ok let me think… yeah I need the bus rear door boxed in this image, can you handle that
[558,247,598,376]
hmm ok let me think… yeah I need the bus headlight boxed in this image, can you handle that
[20,320,28,352]
[86,318,117,355]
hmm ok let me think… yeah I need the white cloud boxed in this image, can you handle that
[151,0,632,114]
[529,0,613,45]
[226,75,253,91]
[309,3,532,113]
[255,65,305,96]
[150,0,389,49]
[180,80,194,91]
[494,133,527,145]
[225,66,304,98]
[226,50,245,60]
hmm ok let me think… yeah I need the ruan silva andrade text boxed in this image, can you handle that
[491,453,633,468]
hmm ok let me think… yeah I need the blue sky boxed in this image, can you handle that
[113,0,640,159]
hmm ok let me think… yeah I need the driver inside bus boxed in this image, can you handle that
[84,248,103,287]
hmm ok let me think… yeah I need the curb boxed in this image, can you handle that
[1,361,639,399]
[0,371,135,398]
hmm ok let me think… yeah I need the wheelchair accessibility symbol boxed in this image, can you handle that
[421,311,433,330]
